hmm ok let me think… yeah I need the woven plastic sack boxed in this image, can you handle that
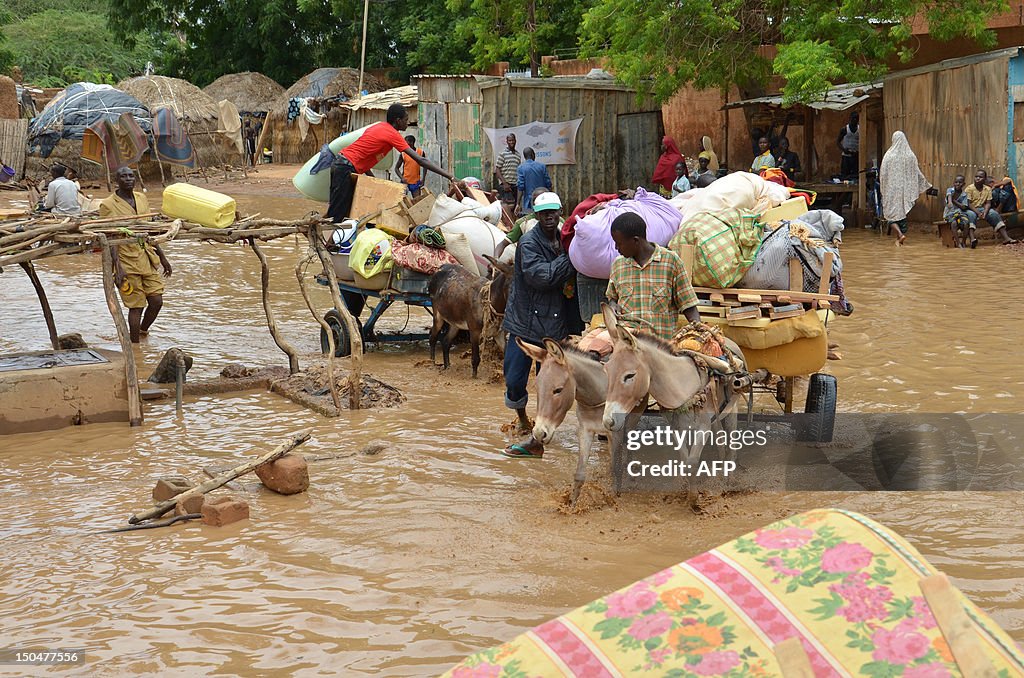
[462,197,503,225]
[428,194,472,227]
[444,232,479,275]
[440,214,505,275]
[670,208,760,288]
[349,228,394,278]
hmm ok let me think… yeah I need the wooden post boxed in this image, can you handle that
[128,428,312,524]
[101,146,112,192]
[249,237,300,374]
[295,250,341,412]
[856,100,868,225]
[309,223,363,410]
[96,233,143,426]
[19,261,60,350]
[806,110,817,179]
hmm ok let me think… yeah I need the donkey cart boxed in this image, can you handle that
[315,270,434,357]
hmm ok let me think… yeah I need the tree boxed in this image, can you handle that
[579,0,1009,103]
[396,0,473,76]
[447,0,590,76]
[4,10,151,85]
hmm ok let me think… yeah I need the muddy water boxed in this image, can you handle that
[2,186,1023,675]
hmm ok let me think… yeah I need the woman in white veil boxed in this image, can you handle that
[880,131,933,245]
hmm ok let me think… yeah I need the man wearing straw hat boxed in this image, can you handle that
[100,166,172,342]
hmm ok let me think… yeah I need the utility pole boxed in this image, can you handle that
[357,0,369,95]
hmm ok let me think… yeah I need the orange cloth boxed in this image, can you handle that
[341,121,409,173]
[402,148,424,185]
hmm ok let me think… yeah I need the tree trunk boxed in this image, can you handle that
[309,224,363,410]
[295,250,341,412]
[96,234,143,426]
[249,237,300,374]
[19,261,59,350]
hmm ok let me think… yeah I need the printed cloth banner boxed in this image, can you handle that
[115,112,149,166]
[153,108,196,168]
[484,118,583,166]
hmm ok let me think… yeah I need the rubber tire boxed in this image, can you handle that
[320,309,363,358]
[797,373,837,443]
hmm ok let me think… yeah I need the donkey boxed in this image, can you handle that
[428,255,512,378]
[600,305,744,503]
[516,338,607,506]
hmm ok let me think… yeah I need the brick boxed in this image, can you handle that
[200,495,250,527]
[174,494,205,516]
[153,476,194,503]
[255,454,310,495]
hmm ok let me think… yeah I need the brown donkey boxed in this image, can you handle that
[428,255,512,377]
[517,338,608,506]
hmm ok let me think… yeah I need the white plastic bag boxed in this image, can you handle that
[428,194,472,227]
[440,214,506,275]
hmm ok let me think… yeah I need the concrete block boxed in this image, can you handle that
[174,494,205,516]
[201,496,250,527]
[255,454,310,495]
[153,476,194,503]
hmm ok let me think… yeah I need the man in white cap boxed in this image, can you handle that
[501,191,577,458]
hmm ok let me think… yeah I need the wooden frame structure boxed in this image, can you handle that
[0,212,364,426]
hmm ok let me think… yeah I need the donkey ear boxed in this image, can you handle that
[543,338,566,365]
[620,325,639,351]
[516,337,547,363]
[483,253,513,276]
[601,302,619,340]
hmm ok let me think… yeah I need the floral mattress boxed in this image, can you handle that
[443,509,1023,677]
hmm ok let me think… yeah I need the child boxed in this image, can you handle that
[395,134,425,197]
[943,175,972,248]
[671,161,690,196]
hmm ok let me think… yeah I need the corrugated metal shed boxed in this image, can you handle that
[414,75,663,206]
[340,85,418,131]
[724,82,883,111]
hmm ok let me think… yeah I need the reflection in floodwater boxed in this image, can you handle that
[2,186,1024,673]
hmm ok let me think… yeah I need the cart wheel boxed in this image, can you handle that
[797,373,837,443]
[320,309,363,358]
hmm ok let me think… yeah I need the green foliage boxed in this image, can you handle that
[396,1,473,76]
[448,0,589,73]
[581,0,1009,103]
[4,10,151,85]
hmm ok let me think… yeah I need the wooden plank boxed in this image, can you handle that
[709,292,724,304]
[676,243,696,277]
[774,637,815,678]
[768,303,805,320]
[737,293,762,304]
[467,187,490,204]
[727,304,762,320]
[818,251,833,295]
[694,286,839,302]
[788,258,803,292]
[919,574,998,678]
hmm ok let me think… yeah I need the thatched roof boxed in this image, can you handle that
[203,72,285,114]
[340,85,417,112]
[117,75,219,122]
[268,68,387,117]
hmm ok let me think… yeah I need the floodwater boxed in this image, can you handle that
[2,179,1023,676]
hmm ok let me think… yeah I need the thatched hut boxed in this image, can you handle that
[25,83,153,182]
[203,72,284,115]
[118,75,243,171]
[260,67,387,164]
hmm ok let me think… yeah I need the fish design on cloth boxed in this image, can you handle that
[153,108,196,168]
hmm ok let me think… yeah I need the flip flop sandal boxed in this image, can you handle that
[502,443,544,458]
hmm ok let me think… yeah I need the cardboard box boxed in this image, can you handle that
[373,207,414,238]
[349,174,408,220]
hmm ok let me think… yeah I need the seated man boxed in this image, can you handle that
[41,164,81,216]
[965,169,1017,245]
[991,176,1018,214]
[605,212,700,340]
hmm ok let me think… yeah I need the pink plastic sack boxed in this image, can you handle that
[568,187,683,278]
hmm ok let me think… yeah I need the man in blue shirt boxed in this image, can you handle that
[516,147,552,216]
